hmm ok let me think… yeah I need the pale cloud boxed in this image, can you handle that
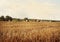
[0,0,60,20]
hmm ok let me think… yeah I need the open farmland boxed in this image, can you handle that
[0,21,60,42]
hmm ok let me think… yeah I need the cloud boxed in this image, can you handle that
[0,0,60,20]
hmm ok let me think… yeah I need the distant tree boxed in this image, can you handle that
[5,16,12,21]
[24,18,28,20]
[24,17,29,22]
[17,19,21,21]
[0,16,5,21]
[37,20,40,22]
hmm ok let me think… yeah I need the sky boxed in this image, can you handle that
[0,0,60,20]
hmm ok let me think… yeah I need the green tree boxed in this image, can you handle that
[24,17,29,22]
[5,16,12,21]
[0,16,5,21]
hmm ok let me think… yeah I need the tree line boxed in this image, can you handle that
[0,15,59,22]
[0,16,29,21]
[0,16,13,21]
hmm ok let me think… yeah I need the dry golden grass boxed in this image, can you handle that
[0,21,60,42]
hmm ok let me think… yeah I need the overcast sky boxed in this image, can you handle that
[0,0,60,20]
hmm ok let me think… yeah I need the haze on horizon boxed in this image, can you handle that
[0,0,60,20]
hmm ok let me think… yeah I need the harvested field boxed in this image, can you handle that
[0,21,60,42]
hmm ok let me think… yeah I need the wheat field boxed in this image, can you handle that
[0,21,60,42]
